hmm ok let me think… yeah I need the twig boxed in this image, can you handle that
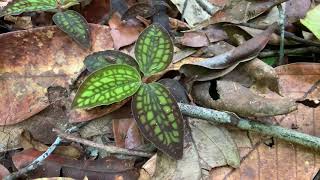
[239,23,320,47]
[53,129,153,158]
[277,4,285,65]
[3,123,86,180]
[178,103,320,151]
[259,46,320,58]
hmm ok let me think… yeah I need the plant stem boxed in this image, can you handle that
[259,46,320,58]
[178,103,320,151]
[277,4,285,65]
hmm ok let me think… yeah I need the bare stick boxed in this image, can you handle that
[259,46,320,58]
[178,103,320,151]
[277,4,285,65]
[53,129,153,158]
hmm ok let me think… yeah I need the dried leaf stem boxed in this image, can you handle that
[178,103,320,151]
[277,4,285,65]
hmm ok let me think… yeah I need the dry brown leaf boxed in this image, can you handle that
[210,63,320,179]
[108,12,143,50]
[0,24,114,125]
[113,118,144,150]
[192,80,297,117]
[176,32,209,47]
[82,0,110,23]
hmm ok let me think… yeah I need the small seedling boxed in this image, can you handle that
[72,24,184,159]
[0,0,91,48]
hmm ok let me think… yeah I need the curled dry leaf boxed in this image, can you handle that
[285,0,311,24]
[222,58,280,94]
[210,0,287,24]
[180,23,278,81]
[0,24,114,126]
[192,81,297,117]
[210,63,320,179]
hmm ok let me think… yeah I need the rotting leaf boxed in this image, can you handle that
[210,63,320,179]
[84,50,139,72]
[134,23,173,76]
[72,64,141,109]
[0,164,9,179]
[132,82,184,159]
[109,12,143,50]
[0,24,114,125]
[180,23,278,81]
[52,10,91,48]
[192,81,297,117]
[12,149,139,179]
[0,0,57,17]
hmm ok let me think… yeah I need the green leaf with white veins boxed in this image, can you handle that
[0,0,57,17]
[72,64,142,109]
[52,10,91,48]
[134,24,174,76]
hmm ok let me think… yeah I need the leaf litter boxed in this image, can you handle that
[0,0,320,179]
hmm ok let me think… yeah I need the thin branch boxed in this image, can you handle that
[259,46,320,58]
[178,103,320,151]
[53,129,153,158]
[277,4,285,65]
[239,23,320,47]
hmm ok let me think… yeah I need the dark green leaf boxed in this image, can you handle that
[131,82,184,159]
[84,50,139,72]
[134,24,173,76]
[52,10,91,49]
[59,0,80,9]
[72,64,142,109]
[0,0,57,17]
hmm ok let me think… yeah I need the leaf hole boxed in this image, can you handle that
[209,80,220,100]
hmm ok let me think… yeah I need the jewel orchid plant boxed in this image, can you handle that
[0,0,91,48]
[72,24,184,159]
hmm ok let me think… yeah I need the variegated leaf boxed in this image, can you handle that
[131,82,184,159]
[134,24,173,76]
[84,50,139,72]
[52,10,91,48]
[72,64,142,109]
[0,0,57,16]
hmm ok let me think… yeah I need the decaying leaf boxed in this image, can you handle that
[192,81,297,117]
[113,118,144,150]
[82,0,110,23]
[122,3,155,20]
[12,149,139,179]
[180,23,278,81]
[210,0,287,24]
[210,63,320,179]
[109,12,143,50]
[0,24,113,125]
[175,32,209,47]
[222,58,280,94]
